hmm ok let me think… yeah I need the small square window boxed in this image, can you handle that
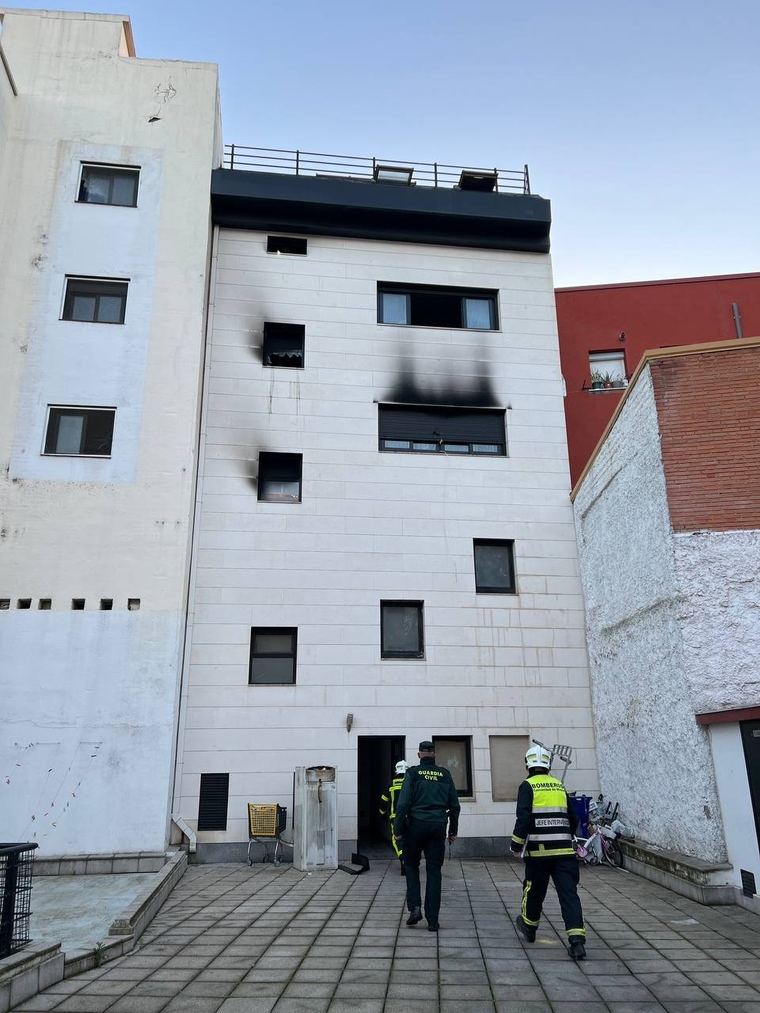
[249,627,297,685]
[381,601,424,659]
[71,599,85,610]
[38,599,52,610]
[263,323,305,368]
[44,407,115,457]
[62,278,128,324]
[0,600,10,610]
[78,164,139,207]
[432,736,473,797]
[127,598,140,611]
[257,453,302,503]
[267,235,307,255]
[17,599,31,609]
[100,599,113,611]
[474,539,516,594]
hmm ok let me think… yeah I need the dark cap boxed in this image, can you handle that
[418,740,434,752]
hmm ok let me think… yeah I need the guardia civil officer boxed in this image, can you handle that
[379,760,408,875]
[394,741,460,932]
[510,743,586,960]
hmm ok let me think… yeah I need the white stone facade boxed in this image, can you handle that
[0,9,220,855]
[174,226,598,853]
[574,362,760,892]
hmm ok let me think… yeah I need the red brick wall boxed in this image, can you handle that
[651,346,760,531]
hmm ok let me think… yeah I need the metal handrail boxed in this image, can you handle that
[223,145,530,194]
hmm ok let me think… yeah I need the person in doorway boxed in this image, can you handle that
[379,759,408,874]
[394,740,460,932]
[510,743,587,960]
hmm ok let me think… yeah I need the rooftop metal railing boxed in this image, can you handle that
[223,145,531,195]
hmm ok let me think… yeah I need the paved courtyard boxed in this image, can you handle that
[12,859,760,1012]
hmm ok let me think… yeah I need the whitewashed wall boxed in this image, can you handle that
[0,10,219,855]
[176,226,598,850]
[574,369,727,862]
[675,530,760,715]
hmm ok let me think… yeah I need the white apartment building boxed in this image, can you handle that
[0,8,220,859]
[174,154,599,860]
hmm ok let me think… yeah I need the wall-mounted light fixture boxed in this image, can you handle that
[346,713,354,733]
[374,164,414,185]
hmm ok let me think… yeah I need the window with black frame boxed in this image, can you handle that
[62,278,128,324]
[43,406,115,457]
[381,601,424,658]
[378,404,506,457]
[78,164,139,207]
[249,628,297,684]
[378,283,497,330]
[257,453,302,502]
[473,539,516,594]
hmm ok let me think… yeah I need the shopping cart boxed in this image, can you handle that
[247,804,292,866]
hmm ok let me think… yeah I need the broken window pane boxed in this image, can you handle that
[257,452,302,503]
[262,322,305,368]
[378,284,497,330]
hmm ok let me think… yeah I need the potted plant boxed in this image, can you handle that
[590,370,605,390]
[601,372,614,389]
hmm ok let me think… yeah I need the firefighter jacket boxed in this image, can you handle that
[379,776,405,822]
[510,773,578,858]
[393,759,460,837]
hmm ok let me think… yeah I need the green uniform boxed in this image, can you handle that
[379,775,405,858]
[394,760,460,925]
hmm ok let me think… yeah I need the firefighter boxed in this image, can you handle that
[394,740,460,932]
[379,759,408,874]
[510,743,587,960]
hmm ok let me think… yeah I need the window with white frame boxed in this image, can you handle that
[589,350,627,387]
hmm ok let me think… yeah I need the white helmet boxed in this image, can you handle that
[525,744,552,770]
[395,760,408,775]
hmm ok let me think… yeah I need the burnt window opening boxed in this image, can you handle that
[0,600,10,610]
[71,599,85,610]
[62,278,128,324]
[378,404,506,457]
[474,539,516,594]
[17,599,32,609]
[44,407,115,457]
[263,323,305,368]
[249,627,297,685]
[78,164,139,207]
[378,283,497,330]
[100,598,113,611]
[38,599,52,610]
[267,235,307,256]
[381,601,424,659]
[127,598,141,611]
[197,772,229,831]
[258,453,302,503]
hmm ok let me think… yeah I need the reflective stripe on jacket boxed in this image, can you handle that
[511,774,577,858]
[379,776,405,821]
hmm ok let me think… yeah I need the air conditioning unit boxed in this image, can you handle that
[293,765,338,871]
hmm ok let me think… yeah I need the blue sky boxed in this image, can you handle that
[12,0,760,285]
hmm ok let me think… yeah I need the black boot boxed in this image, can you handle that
[514,915,536,943]
[569,937,586,961]
[406,906,422,926]
[427,921,439,931]
[399,859,405,876]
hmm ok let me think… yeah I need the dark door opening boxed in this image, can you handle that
[741,720,760,855]
[357,735,406,850]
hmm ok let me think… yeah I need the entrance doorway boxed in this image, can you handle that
[742,720,760,853]
[357,735,406,851]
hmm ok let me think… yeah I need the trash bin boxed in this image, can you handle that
[568,795,591,838]
[0,843,38,959]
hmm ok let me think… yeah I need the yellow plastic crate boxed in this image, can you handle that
[248,803,279,838]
